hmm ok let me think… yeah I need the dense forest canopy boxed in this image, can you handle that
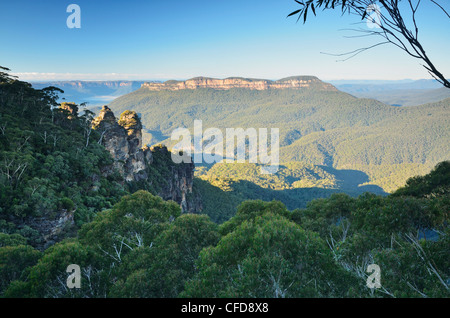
[1,166,448,298]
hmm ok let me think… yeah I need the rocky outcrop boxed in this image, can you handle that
[92,106,150,182]
[59,102,79,119]
[149,145,201,214]
[93,106,201,213]
[141,76,337,91]
[21,209,76,250]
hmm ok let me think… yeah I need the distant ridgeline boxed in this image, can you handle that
[140,76,337,91]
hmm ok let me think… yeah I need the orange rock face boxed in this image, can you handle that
[141,76,337,91]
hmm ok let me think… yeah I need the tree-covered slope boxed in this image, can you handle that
[108,79,450,194]
[0,68,198,249]
[281,98,449,166]
[0,68,127,249]
[109,85,399,146]
[195,162,386,223]
[2,162,448,298]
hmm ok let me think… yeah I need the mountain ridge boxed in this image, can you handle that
[29,78,450,107]
[141,76,337,91]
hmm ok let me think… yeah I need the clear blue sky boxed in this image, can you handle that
[1,0,449,81]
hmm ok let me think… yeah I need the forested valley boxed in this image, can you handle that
[0,67,449,298]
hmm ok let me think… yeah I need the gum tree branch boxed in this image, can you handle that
[288,0,450,88]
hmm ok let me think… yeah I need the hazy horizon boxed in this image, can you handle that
[22,76,447,84]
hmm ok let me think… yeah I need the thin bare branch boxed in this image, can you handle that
[288,0,450,88]
[430,0,450,18]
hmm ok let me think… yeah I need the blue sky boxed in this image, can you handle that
[1,0,449,81]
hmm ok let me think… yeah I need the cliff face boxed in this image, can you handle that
[92,106,200,213]
[141,76,337,91]
[92,106,149,182]
[27,209,76,250]
[149,145,201,214]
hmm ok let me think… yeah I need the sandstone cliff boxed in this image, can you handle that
[92,106,201,213]
[141,76,337,91]
[92,106,149,182]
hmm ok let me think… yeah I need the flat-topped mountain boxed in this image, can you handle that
[141,76,337,91]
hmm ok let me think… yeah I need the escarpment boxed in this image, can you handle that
[92,106,201,213]
[141,76,337,91]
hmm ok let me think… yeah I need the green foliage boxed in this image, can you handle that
[373,232,450,298]
[291,193,355,237]
[219,200,291,236]
[118,110,139,129]
[17,239,109,298]
[0,244,41,295]
[1,160,449,298]
[193,178,241,223]
[59,197,75,211]
[0,233,28,247]
[393,161,450,198]
[195,162,386,223]
[0,68,127,246]
[288,163,450,298]
[182,213,359,297]
[110,214,220,297]
[78,190,181,266]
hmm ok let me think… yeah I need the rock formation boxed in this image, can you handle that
[59,102,79,118]
[141,76,337,91]
[92,106,201,213]
[92,106,150,182]
[149,144,201,213]
[27,209,76,250]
